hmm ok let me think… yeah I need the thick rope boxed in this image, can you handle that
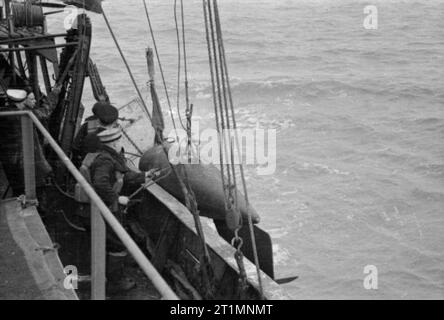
[206,0,233,193]
[203,0,264,298]
[202,0,226,186]
[213,0,264,298]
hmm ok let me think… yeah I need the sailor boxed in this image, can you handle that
[72,101,119,167]
[90,127,148,292]
[8,86,61,130]
[0,89,53,192]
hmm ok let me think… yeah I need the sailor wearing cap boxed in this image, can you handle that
[6,89,31,109]
[89,101,119,132]
[88,127,150,292]
[1,89,54,188]
[6,85,61,127]
[72,101,119,167]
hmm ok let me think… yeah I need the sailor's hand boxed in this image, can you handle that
[118,196,130,206]
[144,169,159,182]
[52,84,62,95]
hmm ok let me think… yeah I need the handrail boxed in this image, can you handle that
[0,110,178,300]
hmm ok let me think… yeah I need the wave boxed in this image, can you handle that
[413,117,444,126]
[191,79,438,101]
[414,163,444,179]
[299,162,352,176]
[411,188,444,202]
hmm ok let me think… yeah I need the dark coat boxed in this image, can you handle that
[90,145,144,209]
[31,89,60,127]
[0,105,52,191]
[72,116,104,166]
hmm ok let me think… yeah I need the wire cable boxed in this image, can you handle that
[173,0,187,130]
[142,0,179,138]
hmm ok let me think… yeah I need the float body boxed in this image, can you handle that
[138,144,260,224]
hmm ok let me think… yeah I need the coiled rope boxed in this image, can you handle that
[11,2,44,28]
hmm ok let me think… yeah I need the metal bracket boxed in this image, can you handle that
[35,244,60,254]
[17,195,39,209]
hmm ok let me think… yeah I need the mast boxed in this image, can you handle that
[146,47,164,145]
[55,14,92,156]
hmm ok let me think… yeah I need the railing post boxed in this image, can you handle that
[21,115,36,200]
[91,202,106,300]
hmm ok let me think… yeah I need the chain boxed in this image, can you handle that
[231,228,248,299]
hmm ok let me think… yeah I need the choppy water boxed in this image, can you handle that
[49,0,444,299]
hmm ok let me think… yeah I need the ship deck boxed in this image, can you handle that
[0,198,78,300]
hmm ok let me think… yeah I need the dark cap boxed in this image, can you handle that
[92,102,118,125]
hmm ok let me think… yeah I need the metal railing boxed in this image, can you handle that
[0,110,178,300]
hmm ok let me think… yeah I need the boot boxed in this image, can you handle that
[106,251,136,294]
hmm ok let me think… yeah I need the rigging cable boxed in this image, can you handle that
[206,0,233,195]
[214,0,264,298]
[177,1,215,297]
[119,124,143,155]
[180,0,191,132]
[173,0,186,130]
[206,0,241,234]
[180,0,193,162]
[202,0,264,298]
[201,0,227,210]
[142,0,179,139]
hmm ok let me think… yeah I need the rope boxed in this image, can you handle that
[119,124,143,155]
[206,0,233,194]
[51,179,87,232]
[59,209,87,232]
[52,179,76,200]
[202,0,226,185]
[173,0,186,130]
[11,2,44,28]
[215,7,240,218]
[177,0,194,164]
[124,151,142,159]
[142,0,179,139]
[202,0,264,298]
[186,103,194,164]
[214,0,264,298]
[101,10,153,124]
[180,0,191,135]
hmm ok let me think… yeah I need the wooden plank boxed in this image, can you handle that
[145,184,292,300]
[1,199,78,299]
[22,202,79,300]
